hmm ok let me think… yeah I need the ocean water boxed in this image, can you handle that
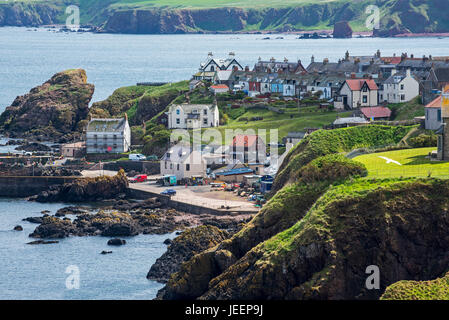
[0,198,174,300]
[1,27,449,112]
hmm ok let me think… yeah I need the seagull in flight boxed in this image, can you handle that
[378,156,402,166]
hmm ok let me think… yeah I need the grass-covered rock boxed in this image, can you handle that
[0,69,94,140]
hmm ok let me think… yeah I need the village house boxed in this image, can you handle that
[334,78,378,109]
[160,145,206,180]
[166,103,219,129]
[283,132,306,145]
[425,96,442,130]
[332,117,369,128]
[61,142,86,158]
[357,106,392,121]
[86,117,131,154]
[210,84,229,94]
[199,52,243,73]
[379,69,419,103]
[229,134,266,164]
[253,57,306,74]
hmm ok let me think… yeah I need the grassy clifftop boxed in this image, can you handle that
[157,125,449,300]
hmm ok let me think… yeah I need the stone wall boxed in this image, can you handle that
[0,176,79,197]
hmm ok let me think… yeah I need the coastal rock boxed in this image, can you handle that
[148,225,229,283]
[33,170,129,203]
[22,216,44,224]
[13,225,23,231]
[0,69,94,140]
[333,21,353,38]
[27,240,59,245]
[15,142,51,152]
[29,216,76,239]
[107,238,126,246]
[101,251,113,255]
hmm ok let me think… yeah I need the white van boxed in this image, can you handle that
[129,154,146,161]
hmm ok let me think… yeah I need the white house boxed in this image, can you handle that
[425,96,442,130]
[160,145,206,180]
[210,84,229,94]
[199,52,243,72]
[380,69,419,103]
[283,79,296,97]
[334,78,378,109]
[166,103,219,129]
[86,117,131,154]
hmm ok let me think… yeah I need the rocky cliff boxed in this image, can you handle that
[89,81,188,126]
[2,1,448,36]
[0,2,61,27]
[0,69,94,141]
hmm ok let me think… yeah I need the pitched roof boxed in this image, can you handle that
[333,117,369,125]
[86,118,127,133]
[425,96,442,108]
[231,135,260,148]
[360,106,392,119]
[346,79,378,91]
[211,84,229,89]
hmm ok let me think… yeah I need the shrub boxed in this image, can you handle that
[409,133,437,148]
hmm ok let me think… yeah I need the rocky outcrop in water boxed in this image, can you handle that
[0,69,94,140]
[333,21,352,38]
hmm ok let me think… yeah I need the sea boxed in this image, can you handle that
[0,26,448,299]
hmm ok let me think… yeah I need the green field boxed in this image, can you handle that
[216,107,351,144]
[354,148,449,179]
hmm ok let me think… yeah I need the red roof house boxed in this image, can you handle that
[360,106,392,120]
[210,84,229,94]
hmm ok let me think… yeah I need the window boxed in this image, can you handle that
[176,109,180,115]
[362,96,368,103]
[203,118,208,125]
[203,109,207,115]
[176,118,180,125]
[186,164,190,171]
[170,163,173,169]
[400,84,404,90]
[165,161,167,169]
[177,164,179,171]
[438,109,442,122]
[400,94,405,101]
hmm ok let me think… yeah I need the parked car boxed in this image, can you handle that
[146,155,158,161]
[129,153,146,161]
[129,174,148,183]
[161,189,176,196]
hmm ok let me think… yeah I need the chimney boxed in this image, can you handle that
[270,57,276,63]
[208,52,213,58]
[245,66,250,72]
[311,55,315,63]
[429,55,433,60]
[345,50,350,61]
[410,53,414,58]
[351,73,356,79]
[323,58,329,65]
[229,52,235,58]
[406,68,411,77]
[376,49,381,58]
[284,57,288,63]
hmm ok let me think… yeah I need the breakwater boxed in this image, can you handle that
[0,176,78,197]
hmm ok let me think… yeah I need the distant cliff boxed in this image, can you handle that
[1,0,449,36]
[0,2,61,27]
